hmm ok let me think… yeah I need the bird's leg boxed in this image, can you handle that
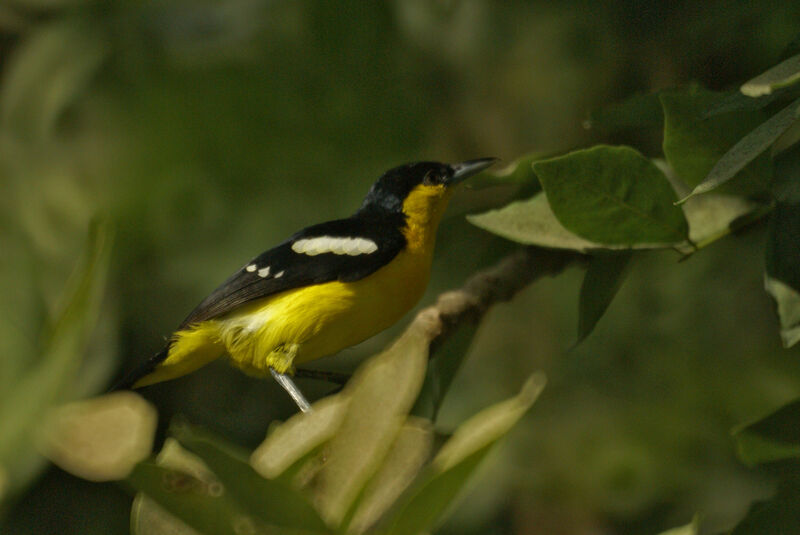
[294,368,351,386]
[270,368,312,413]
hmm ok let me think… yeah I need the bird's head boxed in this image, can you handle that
[358,158,497,224]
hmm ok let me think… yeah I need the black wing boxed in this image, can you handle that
[176,214,407,329]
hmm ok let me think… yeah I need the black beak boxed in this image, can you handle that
[448,158,499,185]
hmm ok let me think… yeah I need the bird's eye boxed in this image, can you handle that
[423,170,440,185]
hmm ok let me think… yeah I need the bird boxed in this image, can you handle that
[113,158,497,411]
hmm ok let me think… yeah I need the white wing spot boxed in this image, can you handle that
[274,270,285,278]
[258,266,271,278]
[291,236,378,256]
[245,264,257,272]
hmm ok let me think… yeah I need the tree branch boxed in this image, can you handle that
[414,247,583,357]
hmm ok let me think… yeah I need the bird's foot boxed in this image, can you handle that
[270,367,312,413]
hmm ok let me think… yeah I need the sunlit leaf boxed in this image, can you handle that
[382,374,545,535]
[682,194,762,246]
[741,53,800,97]
[39,392,157,481]
[250,393,350,480]
[764,276,800,348]
[170,421,329,532]
[576,252,632,345]
[468,193,623,251]
[733,397,800,465]
[661,88,772,196]
[533,145,688,245]
[312,313,433,526]
[657,517,699,535]
[680,99,800,202]
[765,203,800,347]
[347,419,433,534]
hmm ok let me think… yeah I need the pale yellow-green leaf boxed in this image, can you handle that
[469,190,680,252]
[250,393,350,480]
[433,374,545,472]
[313,310,438,526]
[131,495,202,535]
[39,391,157,481]
[383,374,545,535]
[656,517,699,535]
[741,53,800,97]
[348,418,434,534]
[764,276,800,347]
[156,438,219,485]
[467,194,610,252]
[683,194,760,245]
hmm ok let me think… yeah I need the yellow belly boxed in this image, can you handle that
[136,248,433,387]
[218,248,431,375]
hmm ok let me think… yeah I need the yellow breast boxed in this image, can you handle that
[217,246,433,374]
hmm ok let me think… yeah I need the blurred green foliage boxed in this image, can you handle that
[2,1,800,534]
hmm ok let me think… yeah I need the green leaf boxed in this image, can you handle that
[382,375,545,535]
[680,99,800,202]
[576,252,632,345]
[703,87,797,118]
[731,485,800,535]
[457,154,545,216]
[468,193,625,251]
[533,145,689,245]
[586,92,664,132]
[128,462,262,535]
[765,203,800,347]
[741,53,800,97]
[661,88,772,196]
[733,398,800,466]
[0,219,112,496]
[170,421,329,532]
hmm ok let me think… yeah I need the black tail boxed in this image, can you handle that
[109,346,169,392]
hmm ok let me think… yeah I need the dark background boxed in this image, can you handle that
[2,1,800,533]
